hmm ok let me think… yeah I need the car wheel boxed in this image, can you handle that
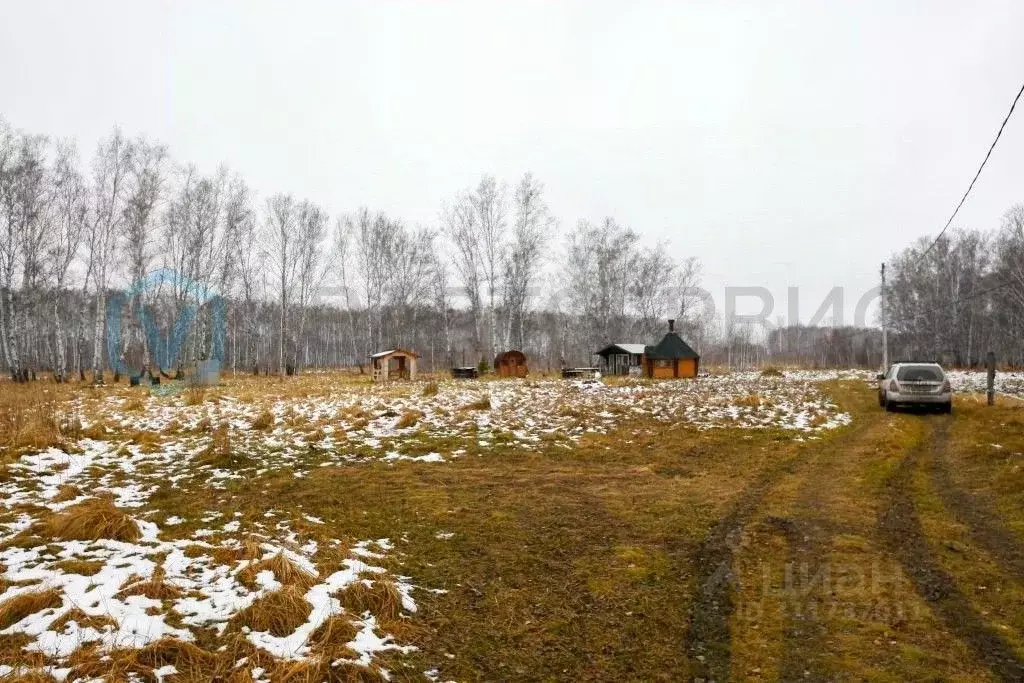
[943,402,952,415]
[884,399,894,412]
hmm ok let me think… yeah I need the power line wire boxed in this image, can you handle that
[919,80,1024,261]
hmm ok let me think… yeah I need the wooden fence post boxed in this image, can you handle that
[986,350,996,406]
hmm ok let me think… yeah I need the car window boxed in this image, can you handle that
[897,366,942,381]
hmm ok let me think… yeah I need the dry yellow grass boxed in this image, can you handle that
[49,607,118,632]
[238,552,317,590]
[132,637,218,677]
[0,589,63,629]
[184,385,207,406]
[51,483,82,503]
[250,407,275,430]
[51,558,104,576]
[336,580,402,621]
[229,586,312,637]
[461,394,491,411]
[41,497,141,542]
[396,409,424,429]
[209,536,265,566]
[421,381,439,397]
[270,658,385,683]
[119,565,183,600]
[0,384,81,457]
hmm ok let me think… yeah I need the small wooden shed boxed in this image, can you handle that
[370,348,419,381]
[643,320,700,379]
[595,343,646,376]
[494,350,528,377]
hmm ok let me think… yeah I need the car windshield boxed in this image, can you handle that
[897,366,942,381]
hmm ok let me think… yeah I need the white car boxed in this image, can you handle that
[877,362,952,413]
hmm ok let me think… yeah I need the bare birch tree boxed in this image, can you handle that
[47,140,87,382]
[504,172,553,350]
[121,137,167,375]
[85,128,133,383]
[471,175,507,361]
[262,193,299,377]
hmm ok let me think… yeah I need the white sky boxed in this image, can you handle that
[2,1,1023,326]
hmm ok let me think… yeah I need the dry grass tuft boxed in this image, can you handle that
[307,615,361,662]
[395,410,424,429]
[238,552,317,590]
[250,407,275,431]
[51,483,83,503]
[734,393,764,408]
[0,588,63,629]
[761,366,785,377]
[0,386,81,455]
[133,637,217,675]
[184,385,207,406]
[229,586,312,637]
[52,558,104,576]
[270,658,385,683]
[462,394,492,411]
[49,607,118,632]
[336,580,403,621]
[41,497,141,542]
[376,615,427,643]
[119,565,183,600]
[0,632,44,667]
[128,429,162,452]
[195,423,246,469]
[209,535,265,567]
[421,381,439,397]
[0,670,60,682]
[122,395,147,412]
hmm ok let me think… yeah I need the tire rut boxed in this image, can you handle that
[878,418,1024,681]
[929,439,1024,582]
[686,453,803,682]
[776,416,879,682]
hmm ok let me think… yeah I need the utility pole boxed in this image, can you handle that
[880,263,889,371]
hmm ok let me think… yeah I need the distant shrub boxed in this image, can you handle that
[761,367,785,378]
[477,358,490,375]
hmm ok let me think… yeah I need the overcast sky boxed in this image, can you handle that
[2,1,1023,326]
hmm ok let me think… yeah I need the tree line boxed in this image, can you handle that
[0,119,711,381]
[882,206,1024,367]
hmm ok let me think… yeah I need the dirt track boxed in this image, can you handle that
[683,386,1024,682]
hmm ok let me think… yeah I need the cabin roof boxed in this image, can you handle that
[595,343,647,357]
[644,332,700,360]
[369,348,420,359]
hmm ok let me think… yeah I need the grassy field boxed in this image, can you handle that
[1,370,1023,681]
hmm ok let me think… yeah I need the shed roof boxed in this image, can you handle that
[369,348,420,359]
[644,332,700,360]
[595,343,647,357]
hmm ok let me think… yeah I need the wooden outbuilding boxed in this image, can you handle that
[595,343,646,376]
[493,350,528,377]
[642,320,700,378]
[370,348,419,381]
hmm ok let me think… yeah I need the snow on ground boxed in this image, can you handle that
[946,369,1024,397]
[70,372,859,480]
[0,370,862,679]
[0,436,425,679]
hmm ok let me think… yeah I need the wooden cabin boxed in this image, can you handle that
[642,320,700,378]
[494,350,528,377]
[370,348,419,381]
[595,343,646,376]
